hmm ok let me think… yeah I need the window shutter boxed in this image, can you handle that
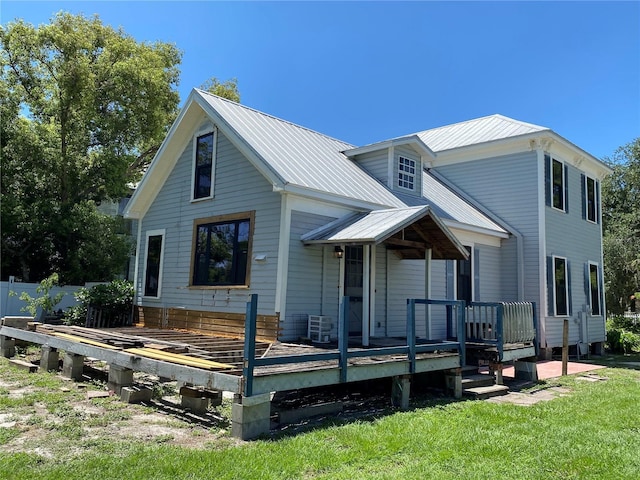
[446,260,454,300]
[581,174,586,220]
[546,256,554,316]
[473,246,480,302]
[544,154,551,207]
[567,260,572,316]
[564,164,569,213]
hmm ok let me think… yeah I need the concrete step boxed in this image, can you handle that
[463,384,509,400]
[461,373,495,389]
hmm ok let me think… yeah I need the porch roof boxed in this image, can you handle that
[301,205,469,260]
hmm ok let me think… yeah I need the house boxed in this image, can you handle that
[124,89,612,361]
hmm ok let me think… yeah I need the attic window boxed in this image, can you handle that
[193,130,215,200]
[398,156,416,190]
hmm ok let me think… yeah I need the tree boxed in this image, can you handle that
[0,12,182,283]
[602,138,640,314]
[200,77,240,102]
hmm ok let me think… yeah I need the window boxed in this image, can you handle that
[585,176,599,223]
[552,158,565,211]
[193,131,215,200]
[553,256,569,316]
[456,246,473,304]
[143,230,165,298]
[398,156,416,190]
[588,262,602,316]
[192,214,253,286]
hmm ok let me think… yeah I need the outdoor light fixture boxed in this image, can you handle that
[334,246,344,259]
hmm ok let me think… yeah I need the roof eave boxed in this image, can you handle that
[343,135,437,159]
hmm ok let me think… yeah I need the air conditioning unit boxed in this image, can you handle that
[308,315,332,343]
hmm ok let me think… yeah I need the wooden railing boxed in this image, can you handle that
[465,301,537,360]
[242,295,466,397]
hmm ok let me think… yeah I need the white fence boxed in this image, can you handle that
[0,277,84,319]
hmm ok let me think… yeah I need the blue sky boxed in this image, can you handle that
[2,1,639,160]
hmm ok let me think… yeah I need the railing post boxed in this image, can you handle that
[457,301,466,367]
[339,296,350,383]
[407,299,416,373]
[242,294,258,397]
[446,304,453,340]
[496,303,504,362]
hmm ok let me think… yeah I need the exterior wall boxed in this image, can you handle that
[284,210,338,341]
[544,160,606,347]
[386,253,426,337]
[137,120,282,318]
[434,151,540,306]
[352,146,423,198]
[354,150,388,184]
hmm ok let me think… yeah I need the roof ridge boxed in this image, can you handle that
[196,89,356,148]
[413,113,548,136]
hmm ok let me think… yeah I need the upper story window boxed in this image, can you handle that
[398,156,416,191]
[143,229,165,298]
[552,158,566,211]
[193,130,215,200]
[584,175,599,223]
[191,213,253,287]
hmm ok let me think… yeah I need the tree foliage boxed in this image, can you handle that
[200,76,240,103]
[602,138,640,314]
[0,12,182,283]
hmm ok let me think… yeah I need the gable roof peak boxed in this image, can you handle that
[195,89,355,147]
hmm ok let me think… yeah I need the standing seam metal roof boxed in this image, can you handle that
[414,114,548,152]
[197,90,405,208]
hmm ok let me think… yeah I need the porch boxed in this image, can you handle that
[0,295,537,439]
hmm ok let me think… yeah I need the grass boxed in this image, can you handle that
[1,355,640,479]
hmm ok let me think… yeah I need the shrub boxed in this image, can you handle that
[64,279,134,326]
[606,315,640,353]
[10,273,66,320]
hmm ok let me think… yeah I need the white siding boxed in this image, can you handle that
[386,253,426,337]
[544,161,606,346]
[435,151,540,306]
[284,211,337,341]
[137,124,282,317]
[354,150,388,185]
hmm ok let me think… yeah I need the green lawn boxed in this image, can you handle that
[1,354,639,480]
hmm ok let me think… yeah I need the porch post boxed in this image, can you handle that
[425,248,432,339]
[338,244,345,334]
[362,244,371,347]
[369,244,377,338]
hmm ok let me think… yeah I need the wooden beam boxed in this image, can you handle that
[385,237,426,249]
[410,224,433,247]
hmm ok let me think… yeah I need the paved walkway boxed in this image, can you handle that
[496,360,606,380]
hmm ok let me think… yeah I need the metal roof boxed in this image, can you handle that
[384,173,509,236]
[197,90,405,208]
[301,205,469,260]
[414,114,549,152]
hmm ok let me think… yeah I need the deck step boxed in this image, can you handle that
[461,374,495,389]
[463,384,509,400]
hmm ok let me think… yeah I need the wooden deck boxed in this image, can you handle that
[0,323,462,397]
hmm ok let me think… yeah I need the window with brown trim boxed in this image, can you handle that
[191,213,253,286]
